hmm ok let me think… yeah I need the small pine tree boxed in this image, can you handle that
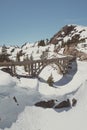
[24,64,28,72]
[0,45,10,62]
[47,74,54,87]
[46,38,49,44]
[26,54,29,61]
[40,51,48,60]
[2,45,7,55]
[16,53,20,62]
[30,54,33,61]
[23,56,28,72]
[38,40,45,46]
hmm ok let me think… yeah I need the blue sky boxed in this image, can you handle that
[0,0,87,45]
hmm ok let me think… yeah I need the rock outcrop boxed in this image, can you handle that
[35,99,73,109]
[55,99,71,109]
[35,100,55,108]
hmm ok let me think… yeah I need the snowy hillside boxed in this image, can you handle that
[0,25,87,62]
[0,42,64,64]
[0,60,87,130]
[0,24,87,130]
[50,24,87,45]
[50,24,87,57]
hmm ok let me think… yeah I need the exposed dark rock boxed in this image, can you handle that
[0,54,11,62]
[1,67,13,76]
[13,96,19,106]
[11,48,15,53]
[49,25,87,46]
[35,100,55,108]
[49,24,87,59]
[72,98,77,106]
[63,44,87,59]
[38,40,45,46]
[55,99,71,109]
[50,25,76,45]
[35,98,77,109]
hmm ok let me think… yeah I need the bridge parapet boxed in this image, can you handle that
[0,56,74,77]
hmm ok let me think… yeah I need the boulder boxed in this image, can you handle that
[35,100,55,108]
[55,99,71,109]
[72,98,77,106]
[1,67,13,76]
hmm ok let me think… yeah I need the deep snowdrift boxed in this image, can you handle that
[0,60,87,130]
[4,80,87,130]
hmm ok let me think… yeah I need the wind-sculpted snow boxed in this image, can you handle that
[0,24,87,130]
[0,71,41,129]
[4,81,87,130]
[0,70,16,87]
[0,60,87,130]
[54,60,77,86]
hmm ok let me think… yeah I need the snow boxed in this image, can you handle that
[4,104,87,130]
[4,79,87,130]
[17,78,38,89]
[63,36,71,43]
[76,42,87,54]
[0,24,87,62]
[0,70,16,87]
[0,59,87,130]
[0,71,41,129]
[0,24,87,130]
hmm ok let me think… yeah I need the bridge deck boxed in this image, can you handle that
[0,56,74,77]
[0,56,73,66]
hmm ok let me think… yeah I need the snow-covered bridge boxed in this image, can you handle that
[0,56,75,77]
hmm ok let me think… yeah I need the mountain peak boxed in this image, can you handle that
[49,24,87,45]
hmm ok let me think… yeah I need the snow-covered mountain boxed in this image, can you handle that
[50,24,87,45]
[0,24,87,62]
[0,24,87,130]
[0,42,61,62]
[50,24,87,59]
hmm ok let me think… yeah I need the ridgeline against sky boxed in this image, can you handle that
[0,0,87,45]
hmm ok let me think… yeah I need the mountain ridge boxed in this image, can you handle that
[49,24,87,45]
[0,24,87,61]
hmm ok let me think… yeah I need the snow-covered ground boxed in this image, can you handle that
[0,60,87,130]
[0,24,87,130]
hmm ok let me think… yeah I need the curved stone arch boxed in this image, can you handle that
[37,61,64,76]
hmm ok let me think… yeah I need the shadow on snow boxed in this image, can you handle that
[54,60,77,86]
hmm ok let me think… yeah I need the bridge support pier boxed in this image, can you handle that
[10,65,16,75]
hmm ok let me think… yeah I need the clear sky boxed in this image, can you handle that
[0,0,87,46]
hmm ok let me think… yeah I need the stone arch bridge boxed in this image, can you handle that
[0,56,74,77]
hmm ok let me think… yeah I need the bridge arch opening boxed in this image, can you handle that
[38,63,63,80]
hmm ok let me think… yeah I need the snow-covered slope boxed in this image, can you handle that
[0,43,63,63]
[0,24,87,130]
[50,24,87,45]
[0,61,87,130]
[49,24,87,56]
[0,24,87,62]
